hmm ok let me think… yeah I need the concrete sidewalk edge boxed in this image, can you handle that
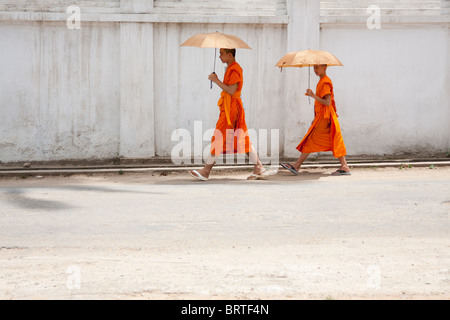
[1,159,450,176]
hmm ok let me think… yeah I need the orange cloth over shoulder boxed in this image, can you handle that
[296,75,346,158]
[210,62,252,156]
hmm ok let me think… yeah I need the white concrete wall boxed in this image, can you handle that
[0,0,448,163]
[153,23,287,157]
[0,0,298,163]
[319,0,450,156]
[321,26,450,156]
[0,21,121,162]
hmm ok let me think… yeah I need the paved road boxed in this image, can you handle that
[0,166,449,299]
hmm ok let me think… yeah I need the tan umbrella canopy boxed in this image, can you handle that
[275,49,343,68]
[181,32,252,88]
[181,31,252,50]
[276,49,343,104]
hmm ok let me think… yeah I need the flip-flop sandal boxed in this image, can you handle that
[247,169,277,180]
[247,173,267,180]
[281,163,299,175]
[331,170,351,176]
[189,170,208,181]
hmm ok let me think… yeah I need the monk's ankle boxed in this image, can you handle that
[199,169,209,178]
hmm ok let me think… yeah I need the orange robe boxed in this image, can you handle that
[296,75,347,158]
[210,62,252,156]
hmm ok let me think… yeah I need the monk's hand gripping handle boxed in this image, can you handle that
[210,72,215,89]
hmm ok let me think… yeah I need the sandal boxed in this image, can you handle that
[281,163,299,175]
[331,170,351,176]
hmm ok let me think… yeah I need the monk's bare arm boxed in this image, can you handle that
[306,89,331,106]
[316,94,331,106]
[208,73,238,95]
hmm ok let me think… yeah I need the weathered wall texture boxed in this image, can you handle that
[321,27,449,156]
[0,21,121,162]
[0,0,448,163]
[319,0,450,156]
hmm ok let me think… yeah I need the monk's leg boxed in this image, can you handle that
[247,149,265,175]
[190,154,217,179]
[292,152,310,172]
[338,156,350,172]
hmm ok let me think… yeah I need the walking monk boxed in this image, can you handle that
[281,64,351,175]
[189,48,273,181]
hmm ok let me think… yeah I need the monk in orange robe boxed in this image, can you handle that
[281,64,350,175]
[189,48,273,181]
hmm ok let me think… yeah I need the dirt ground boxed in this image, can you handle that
[0,165,449,300]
